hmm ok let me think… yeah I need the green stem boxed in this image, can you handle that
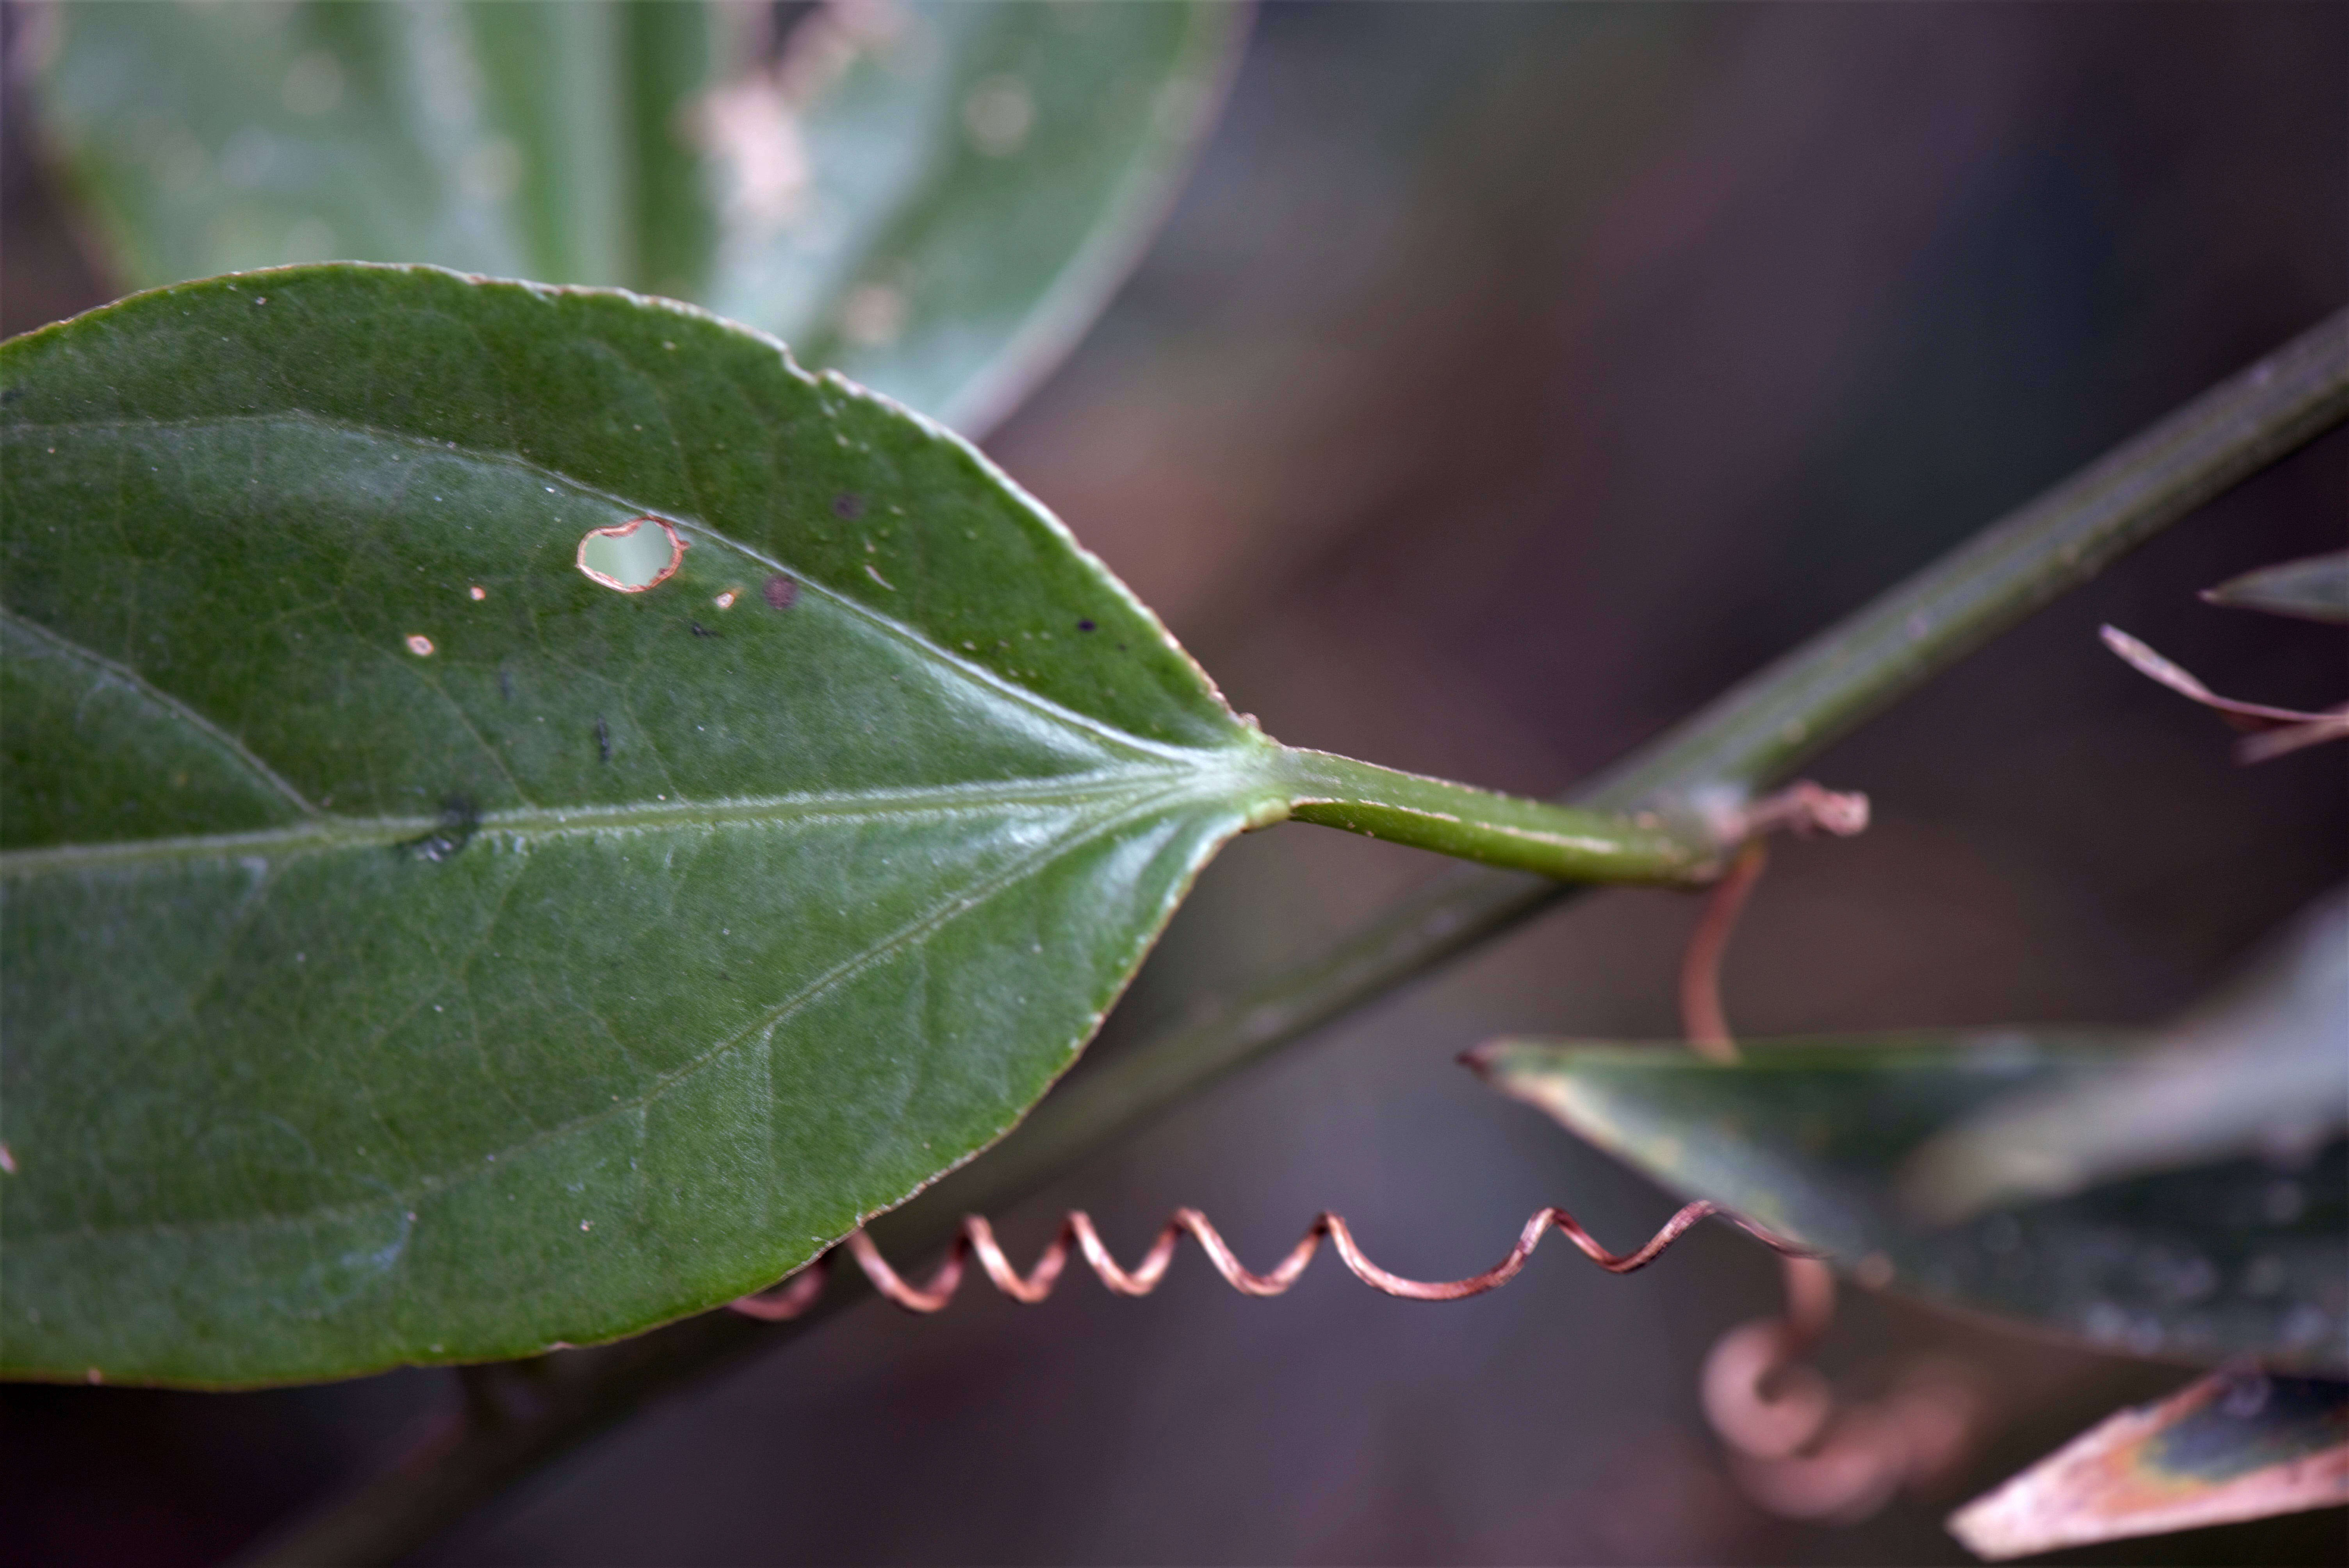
[1274,747,1720,884]
[1586,307,2349,807]
[242,309,2349,1568]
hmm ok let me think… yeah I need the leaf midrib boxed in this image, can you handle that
[9,769,1248,1246]
[4,401,1272,870]
[0,767,1256,876]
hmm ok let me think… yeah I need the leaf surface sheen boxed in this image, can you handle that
[0,265,1286,1385]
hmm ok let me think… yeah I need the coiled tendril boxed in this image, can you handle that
[730,1200,1813,1320]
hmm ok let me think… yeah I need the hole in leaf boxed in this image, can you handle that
[577,517,686,592]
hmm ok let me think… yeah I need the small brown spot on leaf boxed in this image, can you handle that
[1077,618,1096,632]
[763,574,798,610]
[577,516,687,592]
[714,589,738,610]
[832,492,864,520]
[690,622,716,638]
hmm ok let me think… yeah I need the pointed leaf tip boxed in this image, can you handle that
[2202,551,2349,624]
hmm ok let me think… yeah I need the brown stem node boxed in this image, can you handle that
[1733,780,1871,840]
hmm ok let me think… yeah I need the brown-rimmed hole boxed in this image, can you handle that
[577,517,687,592]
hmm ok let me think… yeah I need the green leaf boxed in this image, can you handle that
[2203,550,2349,623]
[1904,890,2348,1222]
[1468,1035,2349,1373]
[1948,1369,2349,1559]
[29,0,1244,431]
[0,263,1291,1386]
[1,265,1706,1387]
[701,0,1245,431]
[30,2,709,293]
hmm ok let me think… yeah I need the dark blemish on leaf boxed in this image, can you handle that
[498,666,516,702]
[0,387,24,406]
[595,715,613,763]
[401,795,479,862]
[763,574,798,610]
[690,622,716,638]
[1076,618,1096,633]
[832,492,864,520]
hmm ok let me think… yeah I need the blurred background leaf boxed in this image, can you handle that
[1905,889,2349,1221]
[27,4,712,298]
[700,0,1244,432]
[2203,551,2349,623]
[22,0,1243,433]
[1471,1035,2348,1373]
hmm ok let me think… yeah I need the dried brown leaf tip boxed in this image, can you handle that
[577,517,688,592]
[1948,1369,2349,1559]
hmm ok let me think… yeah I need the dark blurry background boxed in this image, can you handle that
[4,3,2345,1564]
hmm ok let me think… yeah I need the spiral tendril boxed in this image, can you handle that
[729,1200,1814,1320]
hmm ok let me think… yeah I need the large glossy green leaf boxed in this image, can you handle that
[0,263,1295,1386]
[1469,1035,2349,1373]
[28,0,1242,431]
[0,265,1706,1387]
